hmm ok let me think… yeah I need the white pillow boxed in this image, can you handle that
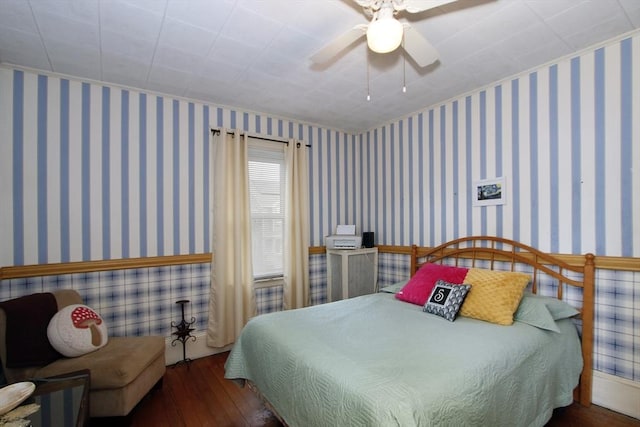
[47,304,108,357]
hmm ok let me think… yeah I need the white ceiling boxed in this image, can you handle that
[1,0,639,133]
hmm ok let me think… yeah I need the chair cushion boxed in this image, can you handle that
[34,336,165,390]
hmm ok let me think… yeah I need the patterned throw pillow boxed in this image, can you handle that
[423,280,471,322]
[459,269,531,325]
[47,304,109,357]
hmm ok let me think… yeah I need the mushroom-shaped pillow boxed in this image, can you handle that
[47,305,108,357]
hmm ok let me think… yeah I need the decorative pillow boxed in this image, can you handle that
[396,263,469,306]
[0,293,61,367]
[423,280,471,321]
[514,295,561,332]
[459,269,530,325]
[528,293,580,320]
[47,304,109,358]
[514,293,580,332]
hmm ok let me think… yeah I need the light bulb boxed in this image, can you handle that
[366,17,403,54]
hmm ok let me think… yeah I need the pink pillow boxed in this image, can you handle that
[396,263,469,306]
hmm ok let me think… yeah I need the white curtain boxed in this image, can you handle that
[206,129,256,348]
[283,139,310,309]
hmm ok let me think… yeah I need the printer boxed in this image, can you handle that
[325,225,362,249]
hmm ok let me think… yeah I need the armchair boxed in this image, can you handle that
[0,289,166,418]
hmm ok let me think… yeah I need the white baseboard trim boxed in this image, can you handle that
[592,370,640,419]
[164,331,231,365]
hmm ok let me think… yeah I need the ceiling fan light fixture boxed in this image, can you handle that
[366,16,403,53]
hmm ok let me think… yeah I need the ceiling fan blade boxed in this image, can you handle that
[402,24,439,67]
[310,25,367,65]
[402,0,458,13]
[353,0,374,7]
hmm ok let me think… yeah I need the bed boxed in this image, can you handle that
[225,236,595,427]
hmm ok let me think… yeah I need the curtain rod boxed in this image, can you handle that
[210,128,311,148]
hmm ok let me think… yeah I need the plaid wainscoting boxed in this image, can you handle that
[309,254,327,306]
[0,263,211,339]
[1,255,637,383]
[377,252,411,289]
[256,286,283,315]
[593,269,639,381]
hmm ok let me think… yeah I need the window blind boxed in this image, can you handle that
[248,146,285,279]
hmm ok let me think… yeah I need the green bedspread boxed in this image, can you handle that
[225,292,582,427]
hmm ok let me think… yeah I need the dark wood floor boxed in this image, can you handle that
[92,352,640,427]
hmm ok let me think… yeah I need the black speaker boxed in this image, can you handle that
[362,232,375,248]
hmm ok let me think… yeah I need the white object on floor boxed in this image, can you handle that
[0,382,35,416]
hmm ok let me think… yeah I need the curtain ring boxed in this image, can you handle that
[296,142,301,148]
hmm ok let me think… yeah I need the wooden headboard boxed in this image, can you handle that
[410,236,595,407]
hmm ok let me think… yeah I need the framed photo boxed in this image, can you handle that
[473,177,506,207]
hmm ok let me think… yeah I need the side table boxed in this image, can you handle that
[26,370,90,427]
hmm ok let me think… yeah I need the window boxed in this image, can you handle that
[248,143,285,280]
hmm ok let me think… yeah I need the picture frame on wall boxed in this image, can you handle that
[473,177,506,207]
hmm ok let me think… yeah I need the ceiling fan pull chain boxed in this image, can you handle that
[402,33,407,93]
[366,51,371,101]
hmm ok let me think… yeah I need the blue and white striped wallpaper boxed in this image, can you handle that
[0,67,354,267]
[2,33,638,265]
[340,32,639,257]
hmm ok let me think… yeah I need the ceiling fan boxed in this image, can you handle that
[311,0,458,67]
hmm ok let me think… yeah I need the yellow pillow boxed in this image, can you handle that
[459,268,531,325]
